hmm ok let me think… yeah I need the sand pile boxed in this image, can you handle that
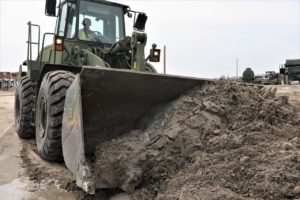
[93,80,300,200]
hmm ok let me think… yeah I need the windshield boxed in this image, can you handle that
[78,0,125,44]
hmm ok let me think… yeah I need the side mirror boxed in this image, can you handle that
[134,13,148,32]
[45,0,57,16]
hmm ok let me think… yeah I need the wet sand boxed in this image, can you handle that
[0,91,75,200]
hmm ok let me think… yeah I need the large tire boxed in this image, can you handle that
[35,71,75,161]
[15,76,36,138]
[145,62,157,73]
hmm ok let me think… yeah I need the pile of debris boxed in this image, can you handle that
[93,80,300,200]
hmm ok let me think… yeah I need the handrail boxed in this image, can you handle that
[27,21,41,62]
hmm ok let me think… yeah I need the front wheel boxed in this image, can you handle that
[35,71,75,162]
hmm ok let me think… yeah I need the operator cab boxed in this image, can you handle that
[54,0,127,46]
[44,0,160,69]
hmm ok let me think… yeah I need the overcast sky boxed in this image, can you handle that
[0,0,299,78]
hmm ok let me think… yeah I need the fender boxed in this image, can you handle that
[39,64,82,86]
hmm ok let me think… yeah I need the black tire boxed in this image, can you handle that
[35,70,75,161]
[15,75,36,138]
[145,62,157,73]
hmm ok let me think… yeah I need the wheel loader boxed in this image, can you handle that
[15,0,209,194]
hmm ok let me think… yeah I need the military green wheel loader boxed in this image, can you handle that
[15,0,209,194]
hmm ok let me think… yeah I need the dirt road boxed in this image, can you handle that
[272,84,300,110]
[0,91,75,200]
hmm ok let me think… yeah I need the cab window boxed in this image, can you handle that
[78,0,125,44]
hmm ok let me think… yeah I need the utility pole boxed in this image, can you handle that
[163,45,166,74]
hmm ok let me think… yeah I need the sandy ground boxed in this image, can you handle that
[0,90,76,200]
[0,83,300,200]
[270,84,300,111]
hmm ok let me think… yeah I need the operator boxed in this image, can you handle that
[78,18,95,41]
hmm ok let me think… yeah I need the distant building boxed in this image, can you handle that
[11,72,19,79]
[0,72,12,79]
[0,72,19,80]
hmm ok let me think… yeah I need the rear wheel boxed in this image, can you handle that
[15,75,36,138]
[36,71,75,161]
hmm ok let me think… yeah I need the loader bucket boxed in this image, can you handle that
[62,66,210,194]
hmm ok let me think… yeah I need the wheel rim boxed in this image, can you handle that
[38,96,47,138]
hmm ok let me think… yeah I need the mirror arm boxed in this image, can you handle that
[145,55,150,61]
[127,10,145,15]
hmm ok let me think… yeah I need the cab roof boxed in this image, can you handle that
[62,0,130,11]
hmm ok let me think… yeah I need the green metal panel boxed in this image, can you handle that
[27,60,40,81]
[40,45,55,63]
[285,59,300,67]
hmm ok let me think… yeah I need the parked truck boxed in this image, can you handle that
[280,59,300,84]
